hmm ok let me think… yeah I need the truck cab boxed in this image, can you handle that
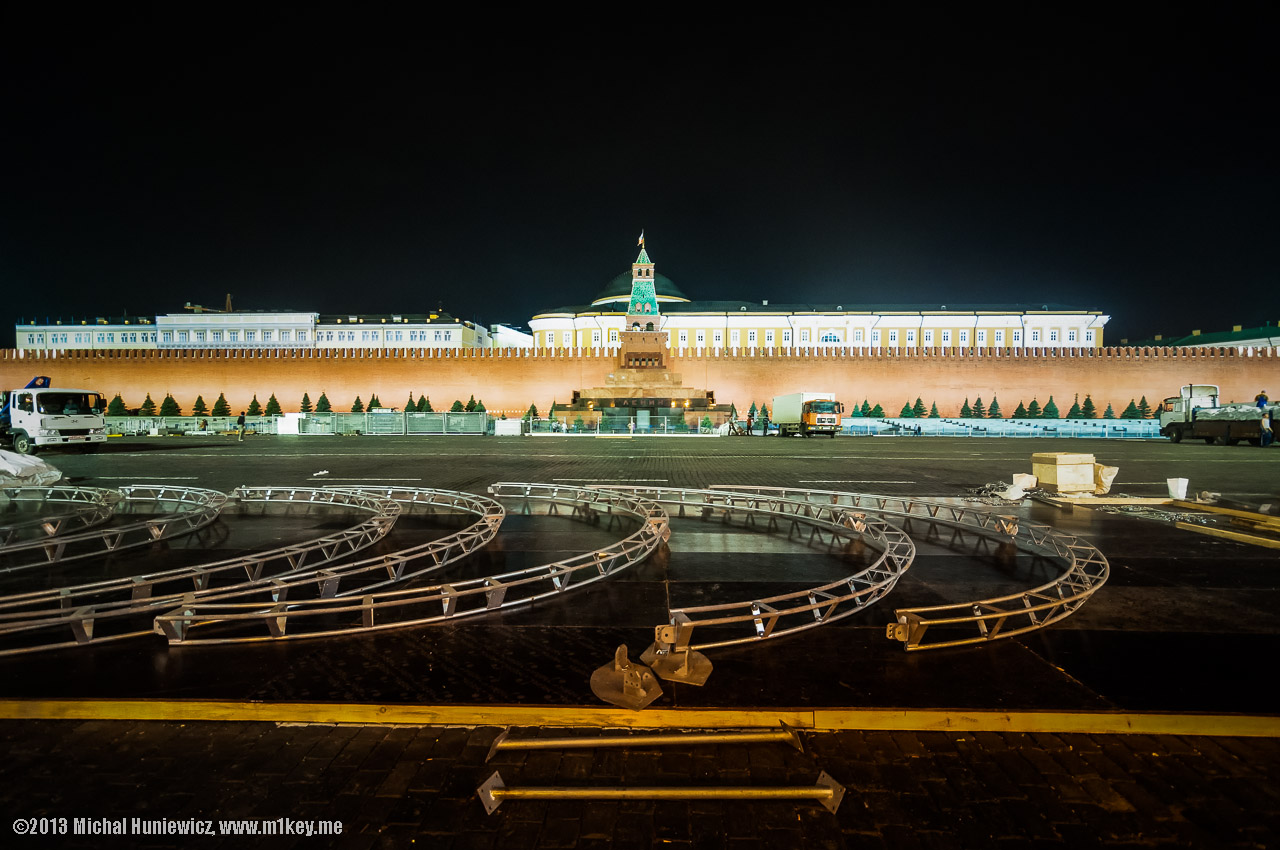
[1158,384,1220,431]
[1,378,109,455]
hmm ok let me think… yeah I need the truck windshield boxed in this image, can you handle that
[809,401,839,413]
[37,392,103,415]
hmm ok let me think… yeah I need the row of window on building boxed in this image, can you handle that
[536,326,1096,349]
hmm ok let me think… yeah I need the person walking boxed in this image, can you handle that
[237,411,246,442]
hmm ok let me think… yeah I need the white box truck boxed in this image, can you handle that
[771,392,844,438]
[0,376,109,455]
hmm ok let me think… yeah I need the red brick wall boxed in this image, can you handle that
[2,346,1277,417]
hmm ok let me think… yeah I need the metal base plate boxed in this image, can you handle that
[640,642,714,686]
[476,770,505,815]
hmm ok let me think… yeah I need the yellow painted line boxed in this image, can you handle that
[0,700,1277,737]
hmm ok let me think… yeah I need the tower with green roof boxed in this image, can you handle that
[626,242,660,330]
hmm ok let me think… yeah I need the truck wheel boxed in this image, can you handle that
[1213,436,1229,446]
[1227,438,1241,446]
[829,431,836,438]
[1203,438,1215,445]
[12,430,36,455]
[1167,428,1182,444]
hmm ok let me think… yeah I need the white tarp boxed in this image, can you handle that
[1196,404,1277,422]
[0,449,63,487]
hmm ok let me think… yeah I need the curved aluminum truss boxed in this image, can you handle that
[709,485,1110,651]
[602,486,915,652]
[0,487,401,655]
[154,483,669,645]
[0,486,122,545]
[0,485,227,572]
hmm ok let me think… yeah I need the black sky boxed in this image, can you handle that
[1,4,1276,345]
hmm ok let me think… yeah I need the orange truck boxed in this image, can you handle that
[771,392,844,438]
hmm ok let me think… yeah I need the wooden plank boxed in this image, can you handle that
[1171,500,1280,529]
[1174,521,1280,549]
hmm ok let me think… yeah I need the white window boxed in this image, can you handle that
[562,331,572,347]
[106,333,114,343]
[781,331,791,345]
[1085,330,1095,343]
[871,330,881,345]
[713,331,723,347]
[212,331,223,342]
[906,330,915,344]
[923,330,933,345]
[959,330,969,345]
[435,330,443,342]
[127,333,135,343]
[765,329,775,346]
[994,330,1004,345]
[229,331,239,342]
[800,329,810,343]
[393,331,402,342]
[678,330,688,347]
[1049,330,1058,343]
[747,330,756,346]
[696,331,705,347]
[444,331,452,342]
[281,330,292,342]
[610,329,619,343]
[976,330,986,344]
[178,331,189,342]
[888,330,898,344]
[593,330,602,346]
[245,331,256,342]
[941,331,951,344]
[195,331,206,342]
[1011,331,1021,343]
[1031,330,1040,343]
[1067,329,1076,343]
[730,330,741,346]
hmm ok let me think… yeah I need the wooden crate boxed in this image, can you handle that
[1031,452,1097,494]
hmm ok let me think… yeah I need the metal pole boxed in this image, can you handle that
[487,723,802,761]
[477,770,844,815]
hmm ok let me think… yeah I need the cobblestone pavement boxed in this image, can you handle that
[2,719,1277,849]
[3,437,1278,847]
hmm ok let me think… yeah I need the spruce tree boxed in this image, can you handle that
[849,403,863,418]
[972,397,986,418]
[748,401,758,420]
[960,398,972,417]
[1081,395,1097,419]
[192,395,208,416]
[1104,403,1116,419]
[140,393,157,415]
[465,394,477,412]
[159,394,181,416]
[1043,396,1060,419]
[264,394,282,416]
[1013,401,1027,418]
[451,399,465,412]
[758,403,769,425]
[729,403,739,421]
[211,392,231,417]
[107,394,127,416]
[524,404,538,420]
[900,401,914,417]
[988,396,1002,419]
[1027,399,1042,418]
[405,392,415,411]
[247,395,262,416]
[368,394,381,410]
[860,400,871,417]
[912,397,926,417]
[315,392,331,413]
[300,393,313,413]
[475,399,486,412]
[929,402,940,418]
[1138,396,1152,418]
[870,403,885,418]
[351,396,364,413]
[1067,395,1082,419]
[419,396,432,412]
[1121,399,1140,419]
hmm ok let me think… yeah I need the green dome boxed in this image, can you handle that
[591,271,689,305]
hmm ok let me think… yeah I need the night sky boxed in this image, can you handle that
[2,5,1276,346]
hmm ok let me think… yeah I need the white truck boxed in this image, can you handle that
[0,376,109,455]
[771,391,844,438]
[1159,384,1275,446]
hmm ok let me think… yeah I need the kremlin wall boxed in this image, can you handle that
[2,343,1277,419]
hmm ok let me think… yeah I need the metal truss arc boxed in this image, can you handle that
[153,483,668,645]
[0,487,400,656]
[0,486,122,545]
[0,485,227,573]
[709,485,1110,651]
[601,485,915,652]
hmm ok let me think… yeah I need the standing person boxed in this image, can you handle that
[1256,390,1270,409]
[237,411,246,442]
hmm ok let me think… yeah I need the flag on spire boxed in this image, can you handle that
[638,230,645,247]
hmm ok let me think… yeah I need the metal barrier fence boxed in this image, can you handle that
[107,412,491,436]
